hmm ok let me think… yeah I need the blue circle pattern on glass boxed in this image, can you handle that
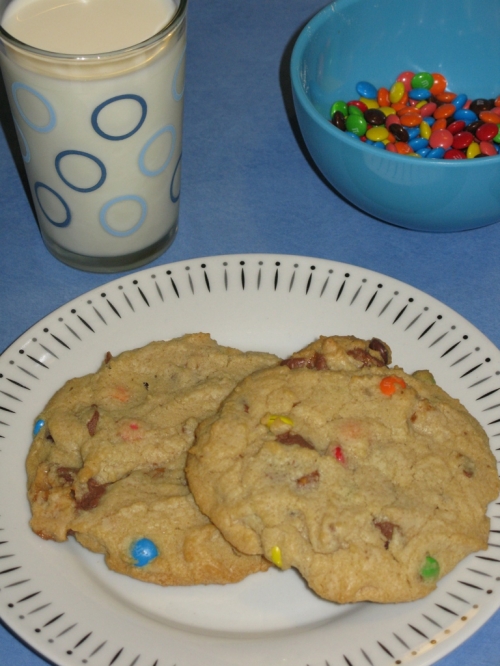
[14,119,31,163]
[15,77,182,238]
[100,195,148,237]
[34,182,71,228]
[55,150,107,192]
[91,94,147,141]
[139,125,176,177]
[131,538,159,567]
[172,45,186,102]
[170,153,182,203]
[12,82,56,133]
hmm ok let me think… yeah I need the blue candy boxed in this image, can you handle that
[452,93,468,111]
[408,88,431,100]
[131,538,159,566]
[355,81,377,99]
[426,147,445,159]
[33,419,45,436]
[454,108,478,123]
[409,137,429,151]
[407,127,420,140]
[416,147,432,157]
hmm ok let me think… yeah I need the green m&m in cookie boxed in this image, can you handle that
[420,555,440,581]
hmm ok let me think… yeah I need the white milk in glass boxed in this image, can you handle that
[1,0,176,54]
[0,0,187,271]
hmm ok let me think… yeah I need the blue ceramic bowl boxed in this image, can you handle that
[290,0,500,232]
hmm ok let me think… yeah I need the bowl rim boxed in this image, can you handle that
[289,0,498,170]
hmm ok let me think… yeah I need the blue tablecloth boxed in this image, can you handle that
[1,1,499,664]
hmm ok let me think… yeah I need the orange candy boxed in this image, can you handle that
[436,92,456,103]
[430,72,447,96]
[398,105,421,116]
[377,87,390,107]
[434,103,456,119]
[379,376,407,395]
[395,142,412,154]
[111,385,130,402]
[479,111,500,124]
[391,100,408,113]
[431,118,448,132]
[400,113,422,127]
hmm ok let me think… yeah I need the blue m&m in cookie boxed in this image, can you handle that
[33,418,45,436]
[131,538,159,567]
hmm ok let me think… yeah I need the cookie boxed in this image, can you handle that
[186,335,499,603]
[281,334,392,371]
[27,333,279,585]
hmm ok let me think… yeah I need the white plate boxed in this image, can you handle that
[1,254,500,666]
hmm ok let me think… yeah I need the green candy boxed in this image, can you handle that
[420,555,440,581]
[330,100,348,118]
[345,114,367,137]
[411,71,434,90]
[347,104,363,117]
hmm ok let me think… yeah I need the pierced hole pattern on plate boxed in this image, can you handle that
[0,255,499,666]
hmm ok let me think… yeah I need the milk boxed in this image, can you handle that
[0,0,187,271]
[2,0,174,54]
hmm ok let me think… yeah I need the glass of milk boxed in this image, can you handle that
[0,0,187,272]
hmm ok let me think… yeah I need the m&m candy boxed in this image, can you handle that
[420,555,440,581]
[131,538,159,567]
[330,72,500,159]
[270,545,283,568]
[33,418,45,436]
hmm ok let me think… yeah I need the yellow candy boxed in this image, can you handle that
[379,106,394,117]
[389,81,405,104]
[265,414,294,427]
[467,141,481,159]
[366,126,389,142]
[270,546,283,568]
[420,121,431,140]
[415,100,427,109]
[360,96,379,109]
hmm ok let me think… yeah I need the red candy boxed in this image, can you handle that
[397,70,414,91]
[347,100,368,112]
[447,120,466,135]
[419,102,437,117]
[476,123,499,142]
[480,141,497,156]
[452,131,475,150]
[429,128,453,149]
[334,446,345,463]
[444,149,466,160]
